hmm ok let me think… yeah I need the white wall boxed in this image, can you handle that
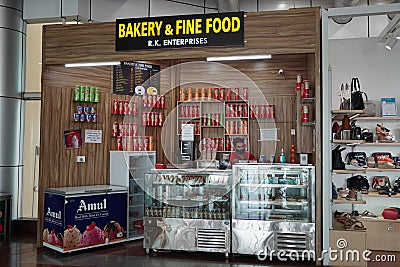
[330,37,400,111]
[329,37,400,215]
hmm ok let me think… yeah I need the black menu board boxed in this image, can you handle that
[113,61,160,95]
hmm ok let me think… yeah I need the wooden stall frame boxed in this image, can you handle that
[39,8,321,263]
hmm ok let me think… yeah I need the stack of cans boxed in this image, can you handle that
[74,105,97,123]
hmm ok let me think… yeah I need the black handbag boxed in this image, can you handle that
[361,131,373,143]
[347,175,370,193]
[332,145,345,170]
[345,151,367,166]
[350,78,367,110]
[350,121,362,140]
[372,176,396,196]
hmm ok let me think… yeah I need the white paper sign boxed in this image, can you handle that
[260,128,278,141]
[85,129,102,143]
[181,124,194,141]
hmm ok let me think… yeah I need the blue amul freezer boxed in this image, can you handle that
[43,185,127,253]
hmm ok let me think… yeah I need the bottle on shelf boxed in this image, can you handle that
[290,144,296,164]
[280,148,286,163]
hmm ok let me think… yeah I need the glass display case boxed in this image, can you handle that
[110,151,155,240]
[231,164,315,256]
[143,170,231,257]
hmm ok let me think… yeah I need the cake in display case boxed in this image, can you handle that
[231,164,315,257]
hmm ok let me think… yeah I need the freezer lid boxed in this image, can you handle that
[45,185,127,195]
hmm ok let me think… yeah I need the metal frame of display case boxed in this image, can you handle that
[143,169,232,258]
[231,164,315,257]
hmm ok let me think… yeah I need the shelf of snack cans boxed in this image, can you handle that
[72,85,101,123]
[179,87,248,102]
[111,99,139,116]
[73,85,101,103]
[73,106,98,123]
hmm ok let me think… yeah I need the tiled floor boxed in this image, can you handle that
[3,233,316,267]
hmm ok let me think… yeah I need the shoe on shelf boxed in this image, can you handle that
[377,161,395,169]
[360,210,377,218]
[345,190,357,201]
[345,159,364,170]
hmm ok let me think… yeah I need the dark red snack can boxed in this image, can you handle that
[160,95,165,108]
[119,100,124,115]
[219,88,224,101]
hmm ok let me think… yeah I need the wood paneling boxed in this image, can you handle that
[249,96,296,161]
[178,55,308,96]
[42,8,319,65]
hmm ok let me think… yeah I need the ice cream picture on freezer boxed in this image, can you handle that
[80,222,104,246]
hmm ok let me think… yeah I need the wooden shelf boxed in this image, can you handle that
[332,140,365,144]
[331,110,365,115]
[366,168,400,172]
[332,169,366,174]
[359,216,400,223]
[356,116,400,121]
[331,110,365,120]
[359,142,400,146]
[331,199,366,204]
[333,168,400,173]
[301,122,315,126]
[363,191,400,198]
[301,98,315,103]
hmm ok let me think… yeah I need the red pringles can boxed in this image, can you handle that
[219,88,225,101]
[119,122,126,136]
[302,80,310,99]
[150,112,156,126]
[159,112,163,126]
[122,101,127,115]
[116,136,122,151]
[119,100,124,115]
[214,88,219,100]
[226,88,231,101]
[235,88,240,100]
[160,95,165,109]
[142,112,147,126]
[127,101,134,115]
[142,93,148,107]
[301,104,309,123]
[113,100,119,114]
[243,87,248,100]
[154,112,159,126]
[296,74,303,91]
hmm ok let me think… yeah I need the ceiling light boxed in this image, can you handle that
[385,37,397,50]
[394,28,400,40]
[65,62,120,67]
[207,55,272,61]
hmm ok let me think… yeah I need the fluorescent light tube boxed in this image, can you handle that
[207,55,272,61]
[65,62,120,67]
[385,37,397,50]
